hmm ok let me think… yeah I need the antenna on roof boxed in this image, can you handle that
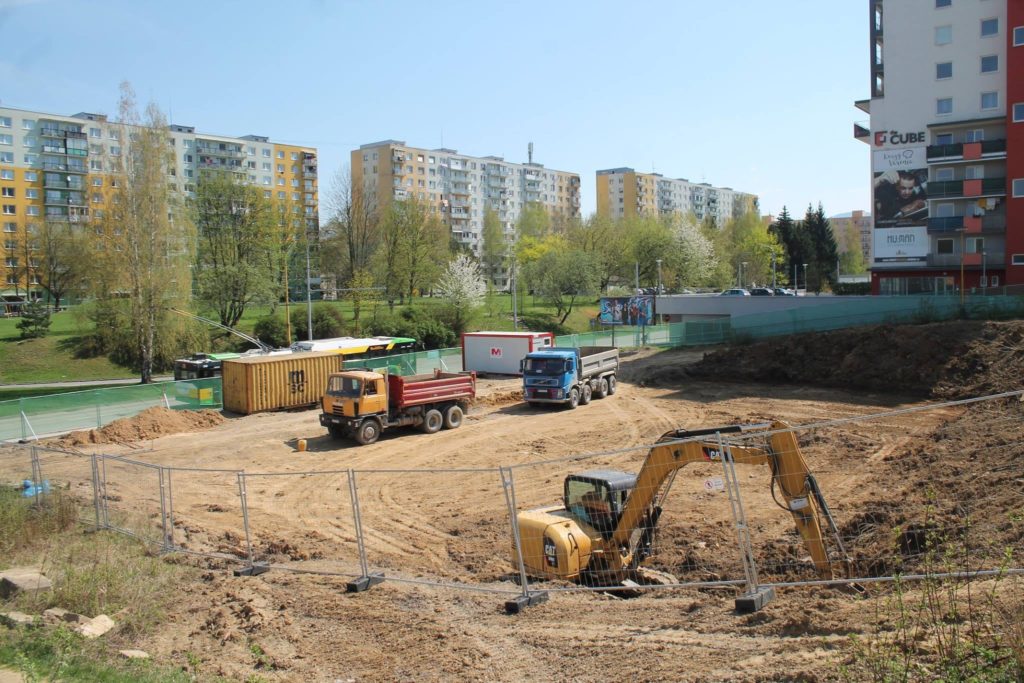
[528,142,533,164]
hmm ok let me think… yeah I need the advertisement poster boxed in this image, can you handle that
[873,146,928,228]
[599,296,653,326]
[873,226,929,263]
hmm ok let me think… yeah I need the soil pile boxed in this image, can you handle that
[56,407,225,446]
[641,320,1024,399]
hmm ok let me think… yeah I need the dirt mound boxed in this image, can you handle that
[56,407,225,446]
[644,320,1024,399]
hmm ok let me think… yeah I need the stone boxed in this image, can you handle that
[118,649,150,660]
[42,608,87,625]
[0,569,52,599]
[0,612,36,628]
[74,614,116,639]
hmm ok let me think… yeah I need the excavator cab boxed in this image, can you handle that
[564,470,636,538]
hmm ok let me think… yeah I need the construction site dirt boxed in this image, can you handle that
[49,320,1024,682]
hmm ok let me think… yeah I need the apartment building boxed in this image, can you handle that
[351,140,580,267]
[855,0,1023,294]
[831,210,874,265]
[595,168,758,225]
[0,106,318,299]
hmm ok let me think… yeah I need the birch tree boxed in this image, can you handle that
[435,254,486,334]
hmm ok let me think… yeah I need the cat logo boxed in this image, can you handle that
[701,446,723,461]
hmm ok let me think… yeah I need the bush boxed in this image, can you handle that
[834,282,872,296]
[517,313,572,337]
[292,305,346,342]
[16,301,51,339]
[252,314,288,348]
[364,306,457,350]
[74,301,209,372]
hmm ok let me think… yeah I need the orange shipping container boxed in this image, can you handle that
[222,352,348,415]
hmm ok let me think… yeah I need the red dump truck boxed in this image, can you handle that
[319,369,476,445]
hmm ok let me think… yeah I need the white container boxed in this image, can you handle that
[461,331,555,375]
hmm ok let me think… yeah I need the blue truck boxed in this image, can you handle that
[520,346,620,408]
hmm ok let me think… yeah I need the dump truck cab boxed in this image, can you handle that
[324,370,388,419]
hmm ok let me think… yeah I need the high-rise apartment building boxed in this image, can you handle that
[352,140,580,261]
[595,168,758,225]
[831,210,874,266]
[0,106,318,299]
[855,0,1023,294]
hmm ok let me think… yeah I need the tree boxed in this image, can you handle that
[346,268,376,325]
[839,222,868,276]
[718,212,782,289]
[321,166,379,295]
[402,209,448,300]
[192,170,279,329]
[96,82,194,383]
[627,217,674,288]
[17,300,51,339]
[516,202,550,242]
[480,206,507,286]
[435,254,487,334]
[666,213,718,288]
[526,249,599,324]
[566,214,628,292]
[35,219,86,310]
[770,206,810,288]
[806,203,840,292]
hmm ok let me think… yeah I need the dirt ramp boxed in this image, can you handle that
[663,320,1024,399]
[56,407,225,446]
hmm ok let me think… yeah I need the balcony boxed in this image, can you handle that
[42,178,84,191]
[39,126,83,139]
[926,139,1006,161]
[927,178,1006,198]
[928,214,1005,233]
[927,251,1003,268]
[41,161,87,174]
[302,164,317,176]
[854,121,870,142]
[194,144,244,158]
[44,196,85,207]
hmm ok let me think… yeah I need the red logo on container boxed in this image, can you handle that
[490,348,502,357]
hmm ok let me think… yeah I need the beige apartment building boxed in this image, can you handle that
[352,140,580,264]
[0,105,318,300]
[595,167,757,225]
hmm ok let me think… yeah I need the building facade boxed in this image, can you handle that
[595,167,758,225]
[351,141,580,274]
[831,210,874,265]
[855,0,1022,295]
[0,106,318,300]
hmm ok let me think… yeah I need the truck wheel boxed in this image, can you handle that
[421,408,443,434]
[594,378,608,399]
[580,383,593,405]
[567,388,580,409]
[355,420,380,445]
[327,424,345,440]
[443,405,464,429]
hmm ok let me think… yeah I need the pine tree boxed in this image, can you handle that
[809,203,840,291]
[17,300,51,339]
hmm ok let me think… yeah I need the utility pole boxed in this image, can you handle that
[305,234,313,341]
[511,256,518,331]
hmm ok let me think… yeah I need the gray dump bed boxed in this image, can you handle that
[577,346,619,379]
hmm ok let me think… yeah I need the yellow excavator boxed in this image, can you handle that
[513,420,853,594]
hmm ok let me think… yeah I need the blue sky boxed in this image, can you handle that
[0,0,870,219]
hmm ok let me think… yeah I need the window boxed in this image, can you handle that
[936,62,952,79]
[934,203,954,218]
[23,137,35,148]
[262,176,271,185]
[965,129,985,142]
[981,55,998,73]
[937,238,954,254]
[981,18,998,37]
[1013,179,1024,197]
[991,276,999,287]
[1015,26,1024,46]
[0,152,13,163]
[247,146,255,156]
[2,205,14,215]
[277,191,285,199]
[90,159,102,171]
[981,91,998,110]
[262,162,271,171]
[935,25,952,45]
[276,151,284,159]
[1,187,12,197]
[965,165,984,180]
[937,98,953,115]
[89,127,101,138]
[24,171,36,182]
[25,189,37,199]
[935,0,951,7]
[23,154,36,165]
[276,177,284,186]
[3,222,14,233]
[91,177,102,187]
[262,148,271,158]
[276,164,284,173]
[0,134,12,145]
[0,117,9,128]
[0,170,11,180]
[290,152,298,161]
[1014,103,1024,122]
[25,206,38,216]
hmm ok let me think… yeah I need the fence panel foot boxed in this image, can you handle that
[346,572,385,593]
[504,591,549,615]
[735,586,775,614]
[233,563,270,577]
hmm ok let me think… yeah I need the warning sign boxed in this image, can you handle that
[703,477,725,492]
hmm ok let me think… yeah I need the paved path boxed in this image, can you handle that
[0,668,23,682]
[2,376,173,390]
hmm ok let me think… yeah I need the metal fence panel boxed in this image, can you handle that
[97,455,165,547]
[33,446,100,527]
[159,468,249,562]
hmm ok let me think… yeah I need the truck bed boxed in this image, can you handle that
[577,346,619,380]
[387,371,476,409]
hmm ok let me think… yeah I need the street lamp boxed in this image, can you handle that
[656,258,663,294]
[771,252,777,289]
[802,263,808,295]
[982,250,987,292]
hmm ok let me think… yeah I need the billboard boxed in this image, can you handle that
[873,226,929,263]
[599,296,653,326]
[873,146,928,228]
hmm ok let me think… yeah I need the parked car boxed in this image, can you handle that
[749,287,774,296]
[719,288,751,296]
[772,287,796,296]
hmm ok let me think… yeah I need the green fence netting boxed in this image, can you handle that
[0,378,222,442]
[6,294,1024,441]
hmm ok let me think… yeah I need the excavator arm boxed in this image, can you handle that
[610,420,847,580]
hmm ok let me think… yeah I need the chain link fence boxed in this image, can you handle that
[2,392,1022,613]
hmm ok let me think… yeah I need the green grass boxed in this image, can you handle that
[0,384,131,402]
[0,487,200,682]
[0,312,136,385]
